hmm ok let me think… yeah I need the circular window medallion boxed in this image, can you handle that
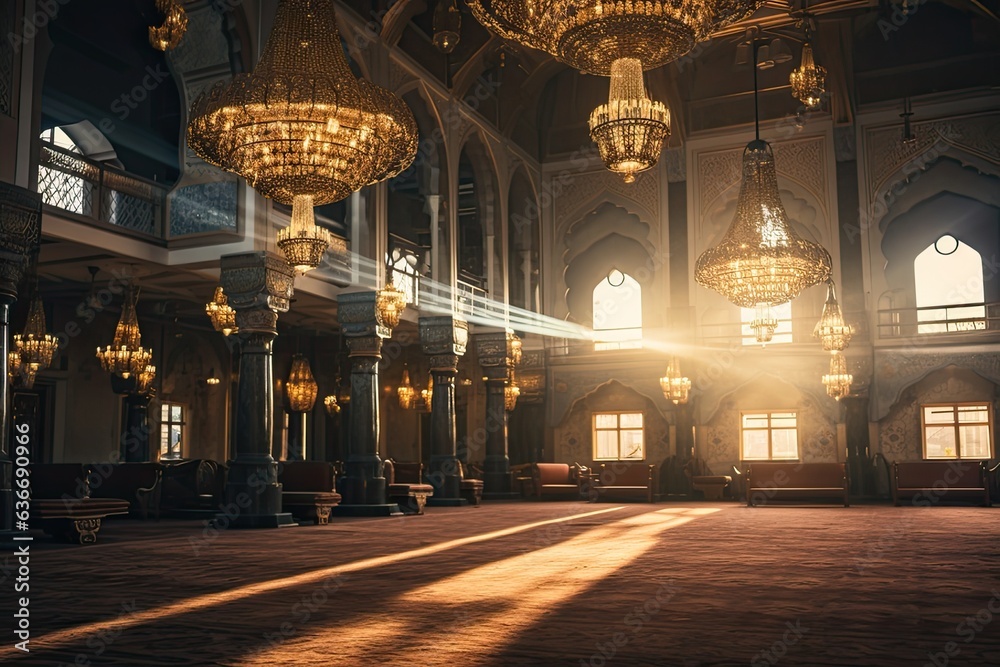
[607,269,625,287]
[934,234,959,255]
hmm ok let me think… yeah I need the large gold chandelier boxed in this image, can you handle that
[589,58,670,183]
[11,293,58,389]
[149,0,188,52]
[397,364,417,409]
[505,370,521,412]
[814,280,853,352]
[789,41,826,109]
[659,356,691,405]
[287,355,319,412]
[97,288,153,380]
[187,0,418,273]
[468,0,766,75]
[822,351,852,401]
[205,286,238,336]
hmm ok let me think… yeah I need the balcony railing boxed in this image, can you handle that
[37,141,166,238]
[877,302,999,338]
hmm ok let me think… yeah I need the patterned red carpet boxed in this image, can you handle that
[3,502,999,666]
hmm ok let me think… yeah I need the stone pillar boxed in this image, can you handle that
[843,395,874,497]
[217,252,295,528]
[331,291,401,516]
[420,315,468,505]
[121,393,152,462]
[476,330,520,499]
[0,182,41,537]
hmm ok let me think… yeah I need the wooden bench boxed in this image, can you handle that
[88,462,164,520]
[28,464,130,544]
[892,460,991,507]
[745,462,848,507]
[383,460,434,514]
[530,463,585,500]
[277,461,342,524]
[458,461,484,506]
[691,475,733,500]
[590,463,656,502]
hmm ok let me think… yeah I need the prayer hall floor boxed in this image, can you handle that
[3,501,999,666]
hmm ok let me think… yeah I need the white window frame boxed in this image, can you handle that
[741,411,799,461]
[160,402,187,461]
[592,412,645,461]
[921,402,993,460]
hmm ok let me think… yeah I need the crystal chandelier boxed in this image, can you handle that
[149,0,187,52]
[468,0,765,75]
[97,287,153,380]
[695,44,831,315]
[397,364,417,410]
[822,351,852,401]
[659,356,691,405]
[505,371,521,412]
[433,0,462,54]
[205,286,238,336]
[135,364,157,396]
[7,351,22,387]
[286,354,319,412]
[324,394,341,416]
[814,280,853,352]
[789,42,826,109]
[589,58,670,183]
[510,335,523,366]
[421,373,434,410]
[12,293,58,389]
[187,0,418,273]
[376,284,407,329]
[748,303,778,344]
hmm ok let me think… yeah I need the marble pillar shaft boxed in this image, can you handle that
[482,370,510,493]
[420,316,468,500]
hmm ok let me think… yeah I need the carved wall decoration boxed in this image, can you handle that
[554,169,659,230]
[662,147,686,183]
[0,1,14,117]
[873,350,1000,421]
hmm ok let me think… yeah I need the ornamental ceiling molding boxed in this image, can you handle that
[697,136,827,217]
[864,112,1000,211]
[872,349,1000,421]
[554,168,659,231]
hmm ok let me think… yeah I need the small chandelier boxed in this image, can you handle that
[323,394,341,416]
[814,280,853,352]
[505,371,520,412]
[97,287,153,380]
[468,0,765,75]
[433,0,462,54]
[789,42,826,109]
[376,284,407,329]
[510,335,523,367]
[397,364,417,410]
[205,286,238,336]
[822,352,852,401]
[149,0,187,51]
[659,356,691,405]
[421,373,434,410]
[12,293,58,389]
[188,0,418,273]
[135,364,157,396]
[589,58,670,183]
[8,351,23,387]
[749,303,779,345]
[286,354,319,412]
[696,42,831,311]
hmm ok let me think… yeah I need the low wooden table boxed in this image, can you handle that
[691,475,732,500]
[388,483,434,514]
[31,498,131,544]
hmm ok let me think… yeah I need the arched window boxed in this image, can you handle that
[38,126,87,215]
[593,270,642,350]
[914,234,985,333]
[389,247,420,305]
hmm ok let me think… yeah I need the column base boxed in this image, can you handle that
[482,491,521,501]
[329,503,403,517]
[426,497,469,507]
[212,512,296,529]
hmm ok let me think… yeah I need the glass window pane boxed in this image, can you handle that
[771,413,797,428]
[771,429,798,459]
[742,430,769,460]
[595,430,618,459]
[161,404,170,419]
[595,414,618,429]
[743,414,769,429]
[171,405,182,422]
[924,406,955,424]
[620,430,644,459]
[957,406,989,423]
[959,425,991,458]
[925,426,957,459]
[620,413,643,429]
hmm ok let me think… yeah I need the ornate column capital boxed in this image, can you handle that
[338,291,393,340]
[419,315,469,358]
[475,330,520,370]
[220,252,294,334]
[0,182,42,300]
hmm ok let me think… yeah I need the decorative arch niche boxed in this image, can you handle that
[508,166,540,312]
[457,133,501,293]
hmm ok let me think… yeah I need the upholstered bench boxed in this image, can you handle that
[383,460,434,514]
[88,462,164,520]
[530,462,585,500]
[745,462,848,507]
[691,475,732,500]
[278,461,342,524]
[590,463,657,502]
[28,463,130,544]
[892,460,991,506]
